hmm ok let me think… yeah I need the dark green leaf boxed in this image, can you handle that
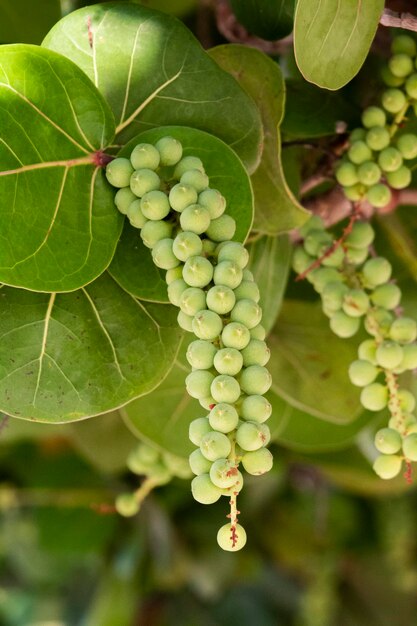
[268,300,362,423]
[0,274,182,422]
[109,126,254,301]
[210,44,309,233]
[248,234,291,334]
[43,2,263,172]
[230,0,295,41]
[0,45,121,292]
[294,0,384,90]
[0,0,61,44]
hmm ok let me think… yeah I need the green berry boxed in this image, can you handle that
[329,311,360,338]
[348,141,372,165]
[162,452,192,479]
[292,247,315,274]
[345,246,369,265]
[130,143,160,170]
[345,221,375,248]
[217,241,249,268]
[370,283,401,309]
[321,246,345,268]
[366,183,392,208]
[115,493,140,517]
[321,282,348,313]
[348,360,378,386]
[205,214,236,242]
[357,161,382,186]
[185,370,215,399]
[360,383,388,411]
[140,190,170,220]
[239,365,272,395]
[250,324,266,340]
[155,136,183,166]
[106,157,134,188]
[403,433,417,461]
[405,73,417,98]
[396,133,417,159]
[174,156,205,179]
[365,126,390,151]
[374,428,402,454]
[217,523,247,551]
[362,257,392,286]
[211,374,241,403]
[241,448,273,475]
[169,183,198,212]
[240,394,272,423]
[350,128,367,142]
[209,403,239,433]
[180,169,209,193]
[386,165,412,189]
[398,389,416,413]
[166,266,183,284]
[186,339,217,370]
[172,231,203,262]
[141,220,172,248]
[167,278,187,306]
[234,280,261,303]
[241,339,270,367]
[126,198,147,228]
[358,339,378,364]
[382,88,407,113]
[152,238,179,269]
[202,238,217,257]
[373,454,402,479]
[189,417,212,446]
[236,421,270,451]
[114,187,137,214]
[177,310,194,331]
[179,287,207,316]
[182,255,214,287]
[381,66,404,87]
[130,168,160,197]
[389,317,417,344]
[199,396,216,410]
[189,449,212,475]
[364,308,394,337]
[311,268,343,294]
[342,289,370,317]
[213,260,243,289]
[213,348,243,376]
[230,299,262,329]
[335,162,358,186]
[210,458,239,488]
[376,341,404,369]
[397,344,417,370]
[198,188,226,219]
[362,106,386,128]
[200,431,232,461]
[191,474,222,504]
[389,53,414,78]
[392,35,417,57]
[222,322,251,350]
[180,204,211,235]
[298,215,325,237]
[206,285,236,315]
[343,184,366,201]
[378,147,403,172]
[192,309,223,341]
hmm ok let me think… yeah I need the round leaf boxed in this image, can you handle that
[0,45,122,292]
[109,126,254,302]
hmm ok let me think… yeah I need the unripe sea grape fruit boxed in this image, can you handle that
[360,382,388,411]
[357,161,381,186]
[130,168,160,197]
[166,266,183,284]
[230,299,262,329]
[366,183,392,208]
[376,341,404,369]
[398,388,416,412]
[321,245,344,268]
[362,257,392,286]
[392,34,417,57]
[162,452,192,479]
[389,53,414,78]
[179,287,207,316]
[370,283,402,309]
[180,204,211,234]
[189,448,212,475]
[140,190,170,220]
[222,322,251,350]
[115,493,140,517]
[345,221,375,248]
[141,219,172,248]
[350,128,367,142]
[217,523,247,551]
[304,229,332,256]
[405,73,417,98]
[209,403,239,433]
[155,136,183,166]
[240,394,272,422]
[378,147,403,172]
[389,317,417,344]
[345,246,369,265]
[241,339,270,367]
[200,431,232,461]
[152,238,179,270]
[189,417,212,446]
[342,289,370,317]
[373,454,402,479]
[382,88,407,113]
[250,324,266,340]
[402,433,417,461]
[213,348,243,376]
[130,143,160,170]
[169,183,198,212]
[213,260,243,289]
[115,187,137,214]
[192,310,223,341]
[210,458,239,488]
[221,470,244,495]
[365,126,390,151]
[180,169,209,193]
[174,156,205,179]
[397,344,417,371]
[321,282,348,313]
[178,309,194,331]
[167,278,187,306]
[362,106,387,128]
[241,448,273,475]
[173,231,203,262]
[127,199,147,228]
[183,255,213,288]
[348,141,372,164]
[106,157,134,187]
[205,214,236,242]
[239,365,272,395]
[234,280,261,303]
[185,370,215,399]
[374,428,402,454]
[311,268,344,294]
[186,339,217,370]
[236,421,270,451]
[191,474,222,504]
[211,374,241,403]
[358,339,378,364]
[330,311,360,338]
[292,247,314,274]
[348,360,378,386]
[206,285,236,315]
[386,166,412,189]
[343,183,366,201]
[198,188,226,219]
[218,241,250,268]
[396,133,417,159]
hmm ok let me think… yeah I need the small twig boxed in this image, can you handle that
[380,8,417,32]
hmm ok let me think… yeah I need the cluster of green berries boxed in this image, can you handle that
[106,136,273,551]
[336,34,417,209]
[293,216,417,481]
[115,442,192,517]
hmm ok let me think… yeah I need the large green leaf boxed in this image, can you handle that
[268,300,362,423]
[230,0,295,41]
[0,0,61,44]
[109,126,254,301]
[43,2,263,172]
[210,44,309,234]
[294,0,384,90]
[0,45,121,292]
[248,234,291,334]
[0,274,182,422]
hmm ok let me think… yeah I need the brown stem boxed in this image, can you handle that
[380,8,417,32]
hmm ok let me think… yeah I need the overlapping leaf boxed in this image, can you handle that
[43,2,263,172]
[0,274,183,422]
[294,0,384,90]
[210,44,309,234]
[0,0,61,44]
[109,126,254,301]
[0,45,121,292]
